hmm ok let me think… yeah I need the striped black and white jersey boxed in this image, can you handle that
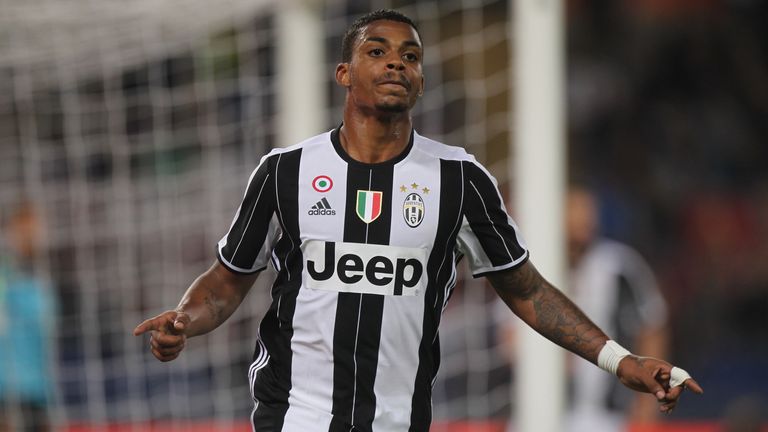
[217,126,529,432]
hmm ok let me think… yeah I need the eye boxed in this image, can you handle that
[369,48,385,57]
[403,52,419,62]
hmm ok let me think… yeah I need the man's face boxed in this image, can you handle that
[337,20,424,114]
[5,206,41,260]
[566,188,598,264]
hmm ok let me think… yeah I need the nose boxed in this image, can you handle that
[387,58,405,71]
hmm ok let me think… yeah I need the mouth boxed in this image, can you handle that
[378,79,410,90]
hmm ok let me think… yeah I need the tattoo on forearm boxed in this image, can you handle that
[531,283,605,359]
[490,263,607,362]
[203,289,223,323]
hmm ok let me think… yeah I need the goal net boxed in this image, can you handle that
[0,0,515,429]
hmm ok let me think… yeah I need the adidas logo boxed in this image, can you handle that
[308,197,336,216]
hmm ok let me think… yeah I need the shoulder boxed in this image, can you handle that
[264,130,332,159]
[252,130,333,176]
[412,131,476,162]
[410,133,499,183]
[592,239,645,262]
[586,239,652,274]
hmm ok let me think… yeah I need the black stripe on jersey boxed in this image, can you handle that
[330,162,393,431]
[462,161,526,270]
[328,417,357,432]
[252,149,303,431]
[219,157,276,272]
[409,159,465,431]
[605,273,640,411]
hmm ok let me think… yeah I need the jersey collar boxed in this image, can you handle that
[330,123,415,168]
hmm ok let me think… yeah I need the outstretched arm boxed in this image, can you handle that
[488,260,609,363]
[487,260,702,412]
[133,261,258,361]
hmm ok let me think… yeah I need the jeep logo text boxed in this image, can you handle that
[302,240,426,296]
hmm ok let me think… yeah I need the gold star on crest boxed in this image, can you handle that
[422,187,430,194]
[411,182,419,189]
[400,185,408,192]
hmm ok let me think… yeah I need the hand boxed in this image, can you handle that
[617,355,704,414]
[133,310,191,362]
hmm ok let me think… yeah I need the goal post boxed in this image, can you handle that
[511,1,567,432]
[277,0,326,148]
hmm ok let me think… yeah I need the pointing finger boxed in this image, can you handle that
[133,317,163,336]
[669,367,704,394]
[134,311,181,336]
[683,378,704,394]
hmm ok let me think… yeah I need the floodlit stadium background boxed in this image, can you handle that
[1,0,766,431]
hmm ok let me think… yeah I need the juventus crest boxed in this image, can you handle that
[403,192,425,227]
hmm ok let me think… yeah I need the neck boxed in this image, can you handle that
[340,107,412,164]
[567,240,591,269]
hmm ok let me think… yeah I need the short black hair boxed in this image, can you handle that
[341,9,421,63]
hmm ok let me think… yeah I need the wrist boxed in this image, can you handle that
[597,340,632,376]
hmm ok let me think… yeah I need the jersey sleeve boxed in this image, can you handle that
[456,159,529,277]
[217,154,279,274]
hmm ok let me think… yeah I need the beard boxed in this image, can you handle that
[374,100,409,113]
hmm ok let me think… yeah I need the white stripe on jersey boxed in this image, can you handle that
[285,135,346,427]
[284,287,338,428]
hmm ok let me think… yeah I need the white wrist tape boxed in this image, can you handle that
[669,366,692,388]
[597,340,632,376]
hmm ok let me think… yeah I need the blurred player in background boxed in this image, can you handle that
[0,202,56,432]
[565,186,669,432]
[135,9,701,431]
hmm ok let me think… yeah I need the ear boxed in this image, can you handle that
[335,63,351,87]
